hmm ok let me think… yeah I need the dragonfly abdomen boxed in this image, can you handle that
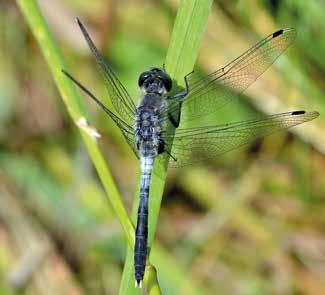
[134,156,154,286]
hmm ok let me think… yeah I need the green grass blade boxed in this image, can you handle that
[15,0,135,247]
[119,0,213,294]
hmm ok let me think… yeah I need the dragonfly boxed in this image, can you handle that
[62,19,319,287]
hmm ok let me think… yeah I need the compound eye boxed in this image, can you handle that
[162,76,172,92]
[138,72,150,87]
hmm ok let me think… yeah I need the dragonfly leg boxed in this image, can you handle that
[169,70,194,100]
[168,101,182,127]
[166,70,193,127]
[184,70,194,94]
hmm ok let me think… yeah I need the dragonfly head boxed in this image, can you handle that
[138,67,172,94]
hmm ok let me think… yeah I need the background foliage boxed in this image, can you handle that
[0,0,324,294]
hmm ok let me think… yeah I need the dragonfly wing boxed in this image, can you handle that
[163,28,296,122]
[161,111,318,167]
[77,18,136,126]
[62,70,139,158]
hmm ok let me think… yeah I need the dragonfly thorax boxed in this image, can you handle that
[135,97,166,158]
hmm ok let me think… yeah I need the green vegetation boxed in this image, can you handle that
[0,1,324,294]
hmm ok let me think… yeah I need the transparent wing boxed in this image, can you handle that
[162,28,297,122]
[161,111,319,167]
[77,18,136,125]
[62,70,139,158]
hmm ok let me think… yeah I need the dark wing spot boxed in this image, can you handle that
[273,29,284,38]
[291,110,306,115]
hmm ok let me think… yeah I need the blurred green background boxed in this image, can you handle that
[1,0,324,294]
